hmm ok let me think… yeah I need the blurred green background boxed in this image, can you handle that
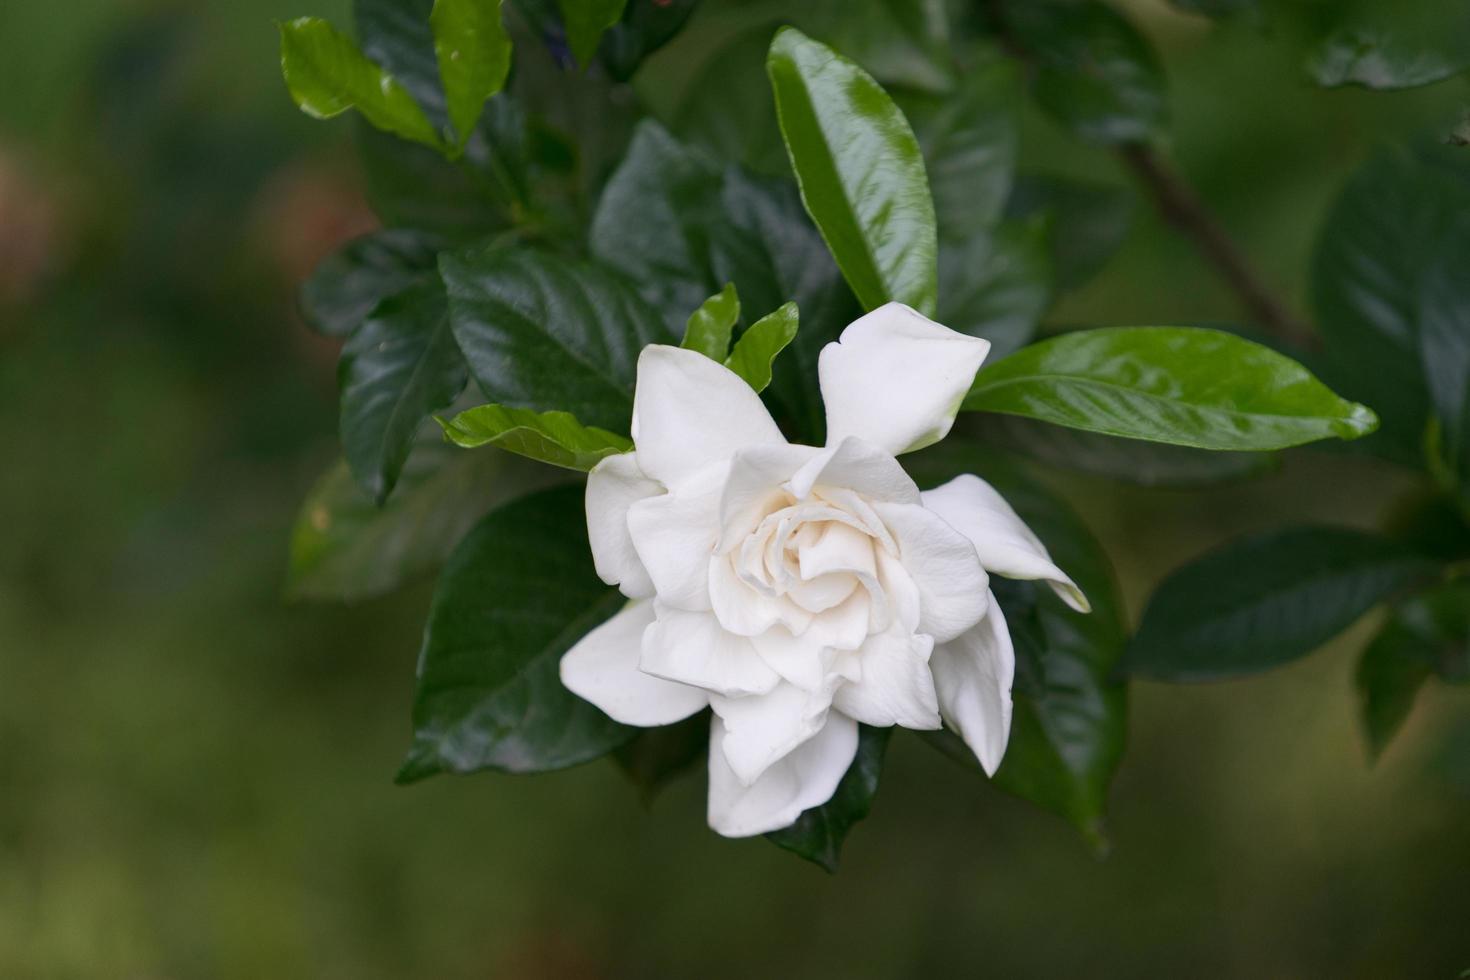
[2,1,1468,977]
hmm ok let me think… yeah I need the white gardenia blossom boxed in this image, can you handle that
[561,302,1088,837]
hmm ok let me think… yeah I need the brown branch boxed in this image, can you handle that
[1116,143,1317,349]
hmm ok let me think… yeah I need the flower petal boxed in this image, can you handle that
[560,601,709,726]
[819,303,990,455]
[921,474,1089,613]
[709,552,812,637]
[710,681,834,785]
[626,459,726,611]
[930,597,1014,776]
[585,452,661,598]
[718,444,820,554]
[788,436,920,504]
[753,627,857,691]
[832,627,941,730]
[632,345,785,488]
[706,711,858,838]
[872,501,989,643]
[641,606,781,698]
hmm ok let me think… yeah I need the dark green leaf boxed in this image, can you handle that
[1003,0,1167,145]
[671,28,788,175]
[399,485,636,781]
[441,246,674,434]
[964,326,1379,451]
[278,17,444,149]
[355,121,505,237]
[339,281,466,503]
[726,303,799,394]
[937,219,1051,359]
[1127,527,1439,682]
[599,0,700,81]
[805,0,956,94]
[1383,491,1470,563]
[438,404,632,470]
[356,0,447,126]
[1313,143,1470,466]
[286,438,564,602]
[906,442,1128,838]
[766,725,892,872]
[1305,1,1470,90]
[431,0,513,150]
[1416,215,1470,492]
[681,283,740,361]
[613,711,710,802]
[767,27,938,315]
[300,229,442,338]
[1356,616,1434,761]
[558,0,628,68]
[1005,174,1133,293]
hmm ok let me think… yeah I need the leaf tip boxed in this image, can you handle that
[1339,401,1379,439]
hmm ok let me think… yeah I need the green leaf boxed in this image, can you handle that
[725,303,800,395]
[766,726,892,872]
[937,219,1051,359]
[1356,615,1435,761]
[356,0,447,125]
[1313,144,1470,466]
[906,442,1128,838]
[1305,0,1470,90]
[963,326,1379,451]
[355,121,508,237]
[300,229,442,338]
[671,28,788,175]
[399,485,636,782]
[438,404,631,470]
[441,246,674,434]
[558,0,628,68]
[599,0,699,81]
[1002,0,1167,145]
[1005,174,1133,294]
[278,17,443,150]
[975,414,1274,488]
[767,27,939,315]
[805,0,957,94]
[431,0,513,151]
[1416,215,1470,492]
[286,438,564,602]
[339,281,467,504]
[1126,527,1439,682]
[613,711,710,802]
[681,283,740,361]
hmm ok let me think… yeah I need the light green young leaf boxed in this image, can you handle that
[964,327,1379,451]
[558,0,628,68]
[725,303,799,394]
[278,17,444,150]
[431,0,513,151]
[681,283,740,361]
[438,403,632,470]
[767,27,938,316]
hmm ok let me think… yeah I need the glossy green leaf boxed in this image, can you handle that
[963,326,1379,451]
[438,404,631,470]
[766,726,892,872]
[441,245,674,435]
[286,438,563,602]
[399,485,636,782]
[338,281,466,504]
[1003,0,1166,145]
[613,711,710,803]
[725,302,799,395]
[356,0,446,125]
[767,27,938,315]
[1305,0,1470,90]
[1313,144,1470,466]
[1005,175,1133,294]
[278,17,443,150]
[558,0,628,67]
[937,219,1051,360]
[300,229,442,337]
[906,442,1128,838]
[681,283,740,361]
[431,0,512,150]
[1126,527,1439,682]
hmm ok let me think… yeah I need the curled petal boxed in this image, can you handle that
[626,460,727,612]
[560,601,709,726]
[819,303,990,456]
[873,501,989,643]
[718,444,820,554]
[632,345,785,488]
[921,474,1089,613]
[707,710,858,838]
[585,452,661,598]
[710,681,835,785]
[930,597,1014,776]
[832,627,941,730]
[641,606,780,698]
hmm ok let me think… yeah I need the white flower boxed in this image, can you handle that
[561,302,1088,837]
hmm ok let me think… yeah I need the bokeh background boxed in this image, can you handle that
[2,1,1468,976]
